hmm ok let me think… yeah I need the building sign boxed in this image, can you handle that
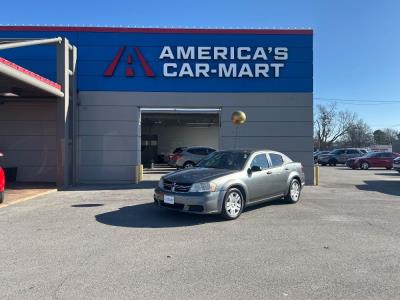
[160,46,288,78]
[0,28,312,92]
[104,46,289,79]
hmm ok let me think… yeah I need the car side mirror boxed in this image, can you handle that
[248,165,262,174]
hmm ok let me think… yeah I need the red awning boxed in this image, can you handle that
[0,57,63,98]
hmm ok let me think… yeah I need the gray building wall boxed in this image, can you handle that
[0,101,56,182]
[77,92,313,184]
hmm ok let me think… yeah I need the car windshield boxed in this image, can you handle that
[364,152,380,158]
[196,151,251,170]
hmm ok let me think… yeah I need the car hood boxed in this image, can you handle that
[163,168,238,184]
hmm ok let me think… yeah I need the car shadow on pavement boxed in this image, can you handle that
[95,203,223,228]
[95,199,287,228]
[356,180,400,197]
[63,180,158,191]
[374,172,400,177]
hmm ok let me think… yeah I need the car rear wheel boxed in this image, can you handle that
[221,188,244,220]
[183,161,195,168]
[386,167,392,170]
[0,191,3,204]
[284,179,301,204]
[361,161,369,170]
[328,159,337,166]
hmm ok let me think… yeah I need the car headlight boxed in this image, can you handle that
[189,182,217,193]
[158,178,164,189]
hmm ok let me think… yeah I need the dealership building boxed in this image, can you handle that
[0,26,313,187]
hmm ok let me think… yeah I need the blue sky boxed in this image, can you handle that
[2,0,400,130]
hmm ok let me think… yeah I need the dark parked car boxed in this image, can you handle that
[318,148,365,166]
[394,157,400,173]
[154,149,305,220]
[314,150,330,163]
[346,152,400,170]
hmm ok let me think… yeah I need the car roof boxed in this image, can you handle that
[185,146,216,150]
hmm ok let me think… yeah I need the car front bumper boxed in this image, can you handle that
[154,187,224,214]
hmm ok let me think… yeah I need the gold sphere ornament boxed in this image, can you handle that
[231,110,246,125]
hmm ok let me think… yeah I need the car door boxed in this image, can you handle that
[187,148,205,163]
[335,149,346,163]
[344,149,359,163]
[268,152,288,195]
[244,153,272,202]
[380,152,394,168]
[367,152,380,167]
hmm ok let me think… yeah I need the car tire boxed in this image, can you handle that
[183,161,195,168]
[360,161,369,170]
[328,159,337,166]
[321,163,327,166]
[386,167,392,170]
[284,179,302,204]
[221,188,244,220]
[0,191,3,204]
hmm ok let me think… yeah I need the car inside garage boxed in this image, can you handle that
[141,110,220,167]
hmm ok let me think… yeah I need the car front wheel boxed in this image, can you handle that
[361,161,369,170]
[284,179,301,204]
[221,188,244,220]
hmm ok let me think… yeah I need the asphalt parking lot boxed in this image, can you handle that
[0,167,399,299]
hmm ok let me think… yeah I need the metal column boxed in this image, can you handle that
[56,38,70,189]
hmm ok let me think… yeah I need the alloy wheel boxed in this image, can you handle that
[290,181,300,202]
[225,191,242,218]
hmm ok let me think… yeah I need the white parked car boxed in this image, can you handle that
[176,147,216,169]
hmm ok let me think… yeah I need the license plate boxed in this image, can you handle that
[164,194,174,204]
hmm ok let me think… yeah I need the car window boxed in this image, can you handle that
[197,151,251,170]
[188,148,205,155]
[269,153,284,167]
[332,149,344,155]
[366,152,379,158]
[346,149,359,154]
[250,154,270,169]
[381,153,393,158]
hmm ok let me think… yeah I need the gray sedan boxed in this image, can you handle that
[154,149,305,219]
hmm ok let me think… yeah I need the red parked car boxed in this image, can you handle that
[346,152,400,170]
[0,152,4,203]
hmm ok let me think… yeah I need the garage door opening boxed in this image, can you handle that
[140,108,220,174]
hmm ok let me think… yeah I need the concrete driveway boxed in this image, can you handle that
[0,167,399,299]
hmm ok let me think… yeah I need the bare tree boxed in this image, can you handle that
[341,119,373,148]
[374,128,400,144]
[314,103,357,149]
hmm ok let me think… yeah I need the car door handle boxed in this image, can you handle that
[267,171,272,174]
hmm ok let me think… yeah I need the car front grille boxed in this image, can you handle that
[163,180,192,192]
